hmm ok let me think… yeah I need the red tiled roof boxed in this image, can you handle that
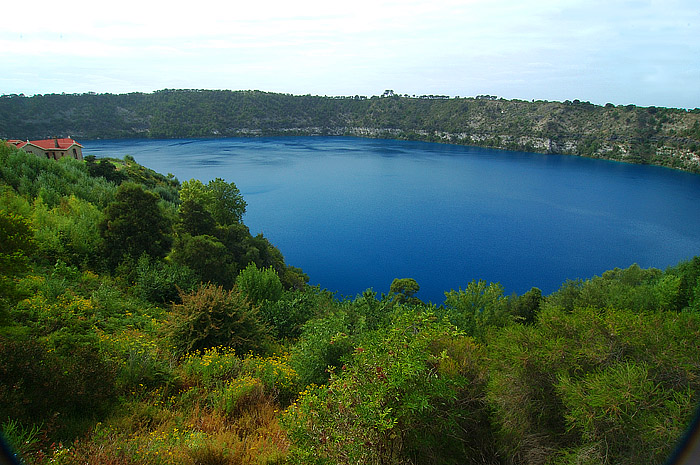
[26,138,82,150]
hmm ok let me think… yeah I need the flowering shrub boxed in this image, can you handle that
[241,353,299,406]
[99,329,175,393]
[180,345,242,387]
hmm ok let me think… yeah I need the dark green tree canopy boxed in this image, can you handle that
[85,156,126,185]
[178,198,216,236]
[390,277,421,304]
[99,183,172,266]
[170,233,233,288]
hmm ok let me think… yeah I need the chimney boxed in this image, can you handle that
[54,137,59,148]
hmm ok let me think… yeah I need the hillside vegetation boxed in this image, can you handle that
[1,143,700,465]
[2,90,700,172]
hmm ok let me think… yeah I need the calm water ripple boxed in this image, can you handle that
[83,137,700,303]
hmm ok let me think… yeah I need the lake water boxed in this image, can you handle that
[83,137,700,303]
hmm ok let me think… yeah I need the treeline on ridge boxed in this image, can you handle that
[1,143,700,465]
[2,89,700,172]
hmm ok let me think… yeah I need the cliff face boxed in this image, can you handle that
[2,90,699,172]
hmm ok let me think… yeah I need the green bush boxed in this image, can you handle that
[236,263,283,304]
[30,195,104,267]
[284,309,495,464]
[557,362,694,464]
[442,279,511,339]
[134,254,198,303]
[169,283,270,356]
[486,306,700,464]
[259,286,329,340]
[170,233,233,287]
[0,206,35,317]
[0,337,117,434]
[290,310,356,387]
[99,183,172,267]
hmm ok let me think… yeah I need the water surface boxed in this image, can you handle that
[83,137,700,303]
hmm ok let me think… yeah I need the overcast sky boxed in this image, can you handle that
[2,0,698,108]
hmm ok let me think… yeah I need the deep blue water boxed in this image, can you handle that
[83,137,700,303]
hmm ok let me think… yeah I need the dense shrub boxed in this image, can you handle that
[284,309,495,465]
[442,279,511,339]
[235,263,284,304]
[0,337,117,435]
[133,254,198,303]
[0,206,35,318]
[259,286,331,340]
[31,195,104,267]
[99,183,172,267]
[169,283,270,356]
[544,263,689,313]
[169,233,233,287]
[290,309,356,387]
[486,306,700,465]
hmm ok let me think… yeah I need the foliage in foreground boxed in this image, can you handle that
[1,144,699,465]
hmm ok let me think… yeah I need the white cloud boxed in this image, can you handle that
[2,0,698,107]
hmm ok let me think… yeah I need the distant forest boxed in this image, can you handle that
[2,89,700,172]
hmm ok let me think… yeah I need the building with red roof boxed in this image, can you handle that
[7,137,83,161]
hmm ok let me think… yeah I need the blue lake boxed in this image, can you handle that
[83,137,700,303]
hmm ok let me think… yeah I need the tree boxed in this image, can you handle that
[443,280,509,339]
[509,287,542,324]
[99,183,172,267]
[170,234,232,287]
[390,278,421,304]
[180,178,246,226]
[178,198,216,236]
[207,178,246,225]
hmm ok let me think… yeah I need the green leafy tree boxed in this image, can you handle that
[390,277,421,304]
[443,280,509,339]
[509,287,542,324]
[170,234,232,287]
[206,178,247,225]
[180,178,246,226]
[178,198,216,236]
[99,183,172,267]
